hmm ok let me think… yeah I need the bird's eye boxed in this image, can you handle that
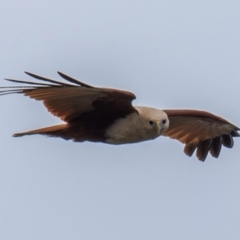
[149,120,154,125]
[162,119,167,124]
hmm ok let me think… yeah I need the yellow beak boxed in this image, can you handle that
[156,121,161,135]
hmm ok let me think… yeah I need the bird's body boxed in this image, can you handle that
[0,71,239,161]
[105,107,168,144]
[12,106,168,145]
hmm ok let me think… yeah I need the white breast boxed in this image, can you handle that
[105,106,168,144]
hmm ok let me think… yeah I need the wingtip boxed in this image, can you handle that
[57,71,66,78]
[24,71,35,78]
[57,71,95,88]
[4,77,17,81]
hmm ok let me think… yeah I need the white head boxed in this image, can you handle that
[135,106,169,137]
[105,106,169,144]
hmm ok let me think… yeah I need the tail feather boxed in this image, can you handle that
[13,123,103,143]
[13,124,69,138]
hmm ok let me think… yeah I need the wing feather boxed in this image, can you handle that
[1,72,137,124]
[163,109,239,161]
[196,139,212,162]
[210,137,222,158]
[222,134,233,148]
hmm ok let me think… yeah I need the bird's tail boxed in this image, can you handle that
[13,124,70,138]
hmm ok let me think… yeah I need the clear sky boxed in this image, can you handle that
[1,1,240,239]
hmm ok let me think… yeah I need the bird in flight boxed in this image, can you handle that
[0,71,239,161]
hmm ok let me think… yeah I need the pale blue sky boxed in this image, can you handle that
[1,1,240,239]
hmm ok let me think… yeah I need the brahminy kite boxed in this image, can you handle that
[0,71,239,161]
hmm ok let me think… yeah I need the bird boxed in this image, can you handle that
[0,71,239,161]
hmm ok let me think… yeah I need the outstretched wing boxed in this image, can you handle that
[163,109,240,161]
[0,72,137,126]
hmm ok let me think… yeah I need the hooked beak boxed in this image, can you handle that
[156,121,162,135]
[156,120,167,135]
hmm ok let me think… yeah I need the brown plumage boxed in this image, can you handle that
[0,71,239,161]
[162,110,239,161]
